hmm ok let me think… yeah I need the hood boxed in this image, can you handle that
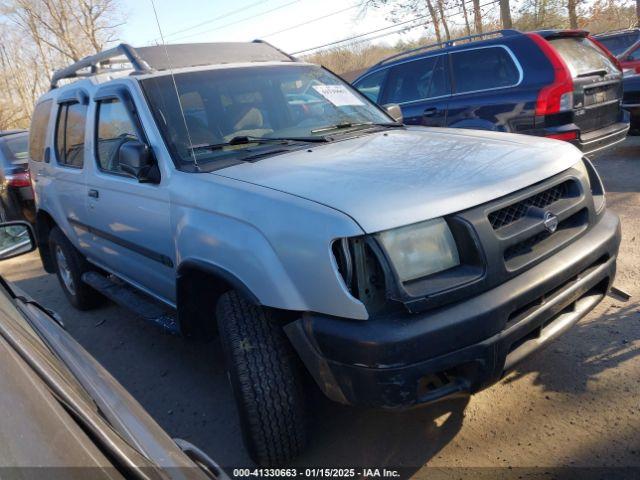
[214,127,583,233]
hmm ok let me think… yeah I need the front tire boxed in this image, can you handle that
[49,227,104,310]
[216,291,308,466]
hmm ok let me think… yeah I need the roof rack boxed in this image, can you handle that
[50,43,151,89]
[371,29,522,68]
[594,27,640,37]
[50,40,296,90]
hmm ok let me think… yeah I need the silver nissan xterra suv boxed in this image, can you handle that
[29,41,621,466]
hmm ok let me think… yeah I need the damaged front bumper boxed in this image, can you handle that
[285,210,621,409]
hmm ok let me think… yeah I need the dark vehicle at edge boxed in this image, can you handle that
[0,221,227,480]
[622,74,640,132]
[0,131,35,223]
[352,29,629,156]
[594,28,640,56]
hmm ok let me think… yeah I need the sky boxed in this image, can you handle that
[118,0,500,56]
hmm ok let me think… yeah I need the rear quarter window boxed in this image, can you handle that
[29,99,53,162]
[451,46,520,94]
[550,37,619,77]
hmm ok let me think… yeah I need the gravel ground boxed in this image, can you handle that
[1,138,638,479]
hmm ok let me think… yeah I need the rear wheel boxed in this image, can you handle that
[49,227,104,310]
[216,290,308,466]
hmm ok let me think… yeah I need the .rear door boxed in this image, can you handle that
[380,54,450,127]
[48,93,92,249]
[548,35,623,134]
[445,45,526,132]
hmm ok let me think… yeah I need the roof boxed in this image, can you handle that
[360,29,522,75]
[0,130,27,138]
[594,28,640,38]
[50,41,295,89]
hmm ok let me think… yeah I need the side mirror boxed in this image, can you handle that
[384,103,403,123]
[118,140,158,183]
[0,221,36,261]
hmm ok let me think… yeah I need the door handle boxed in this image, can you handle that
[44,147,51,164]
[423,107,438,117]
[88,189,99,198]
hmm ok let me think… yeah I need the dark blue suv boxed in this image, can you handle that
[353,29,629,156]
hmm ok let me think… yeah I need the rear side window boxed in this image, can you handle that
[3,135,29,165]
[451,47,520,94]
[550,37,618,77]
[384,55,450,104]
[29,99,53,162]
[96,98,139,173]
[55,102,87,168]
[354,69,387,103]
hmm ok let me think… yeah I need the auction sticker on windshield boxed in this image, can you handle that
[313,85,365,106]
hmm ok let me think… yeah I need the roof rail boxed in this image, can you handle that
[371,29,522,68]
[50,43,151,89]
[594,27,640,37]
[251,39,298,62]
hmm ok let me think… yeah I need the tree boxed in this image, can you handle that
[472,0,483,32]
[460,0,472,35]
[0,0,121,127]
[437,0,452,41]
[427,0,443,42]
[500,0,513,28]
[637,0,639,26]
[567,0,579,28]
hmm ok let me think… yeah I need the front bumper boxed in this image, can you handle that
[285,210,621,409]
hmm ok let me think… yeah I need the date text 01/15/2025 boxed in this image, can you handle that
[231,468,401,478]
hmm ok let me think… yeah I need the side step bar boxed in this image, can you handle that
[81,271,179,334]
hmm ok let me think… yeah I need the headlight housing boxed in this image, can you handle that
[575,158,606,214]
[377,218,460,283]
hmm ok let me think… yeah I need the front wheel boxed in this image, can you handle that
[49,227,104,310]
[216,291,309,466]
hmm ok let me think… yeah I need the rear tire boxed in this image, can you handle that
[216,291,308,466]
[49,227,104,310]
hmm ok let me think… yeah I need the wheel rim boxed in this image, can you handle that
[55,246,76,295]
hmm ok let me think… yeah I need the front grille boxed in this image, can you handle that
[488,181,571,230]
[503,208,588,268]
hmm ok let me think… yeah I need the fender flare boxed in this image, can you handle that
[175,258,261,338]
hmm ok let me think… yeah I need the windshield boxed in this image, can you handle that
[597,32,640,56]
[141,64,393,169]
[2,134,29,166]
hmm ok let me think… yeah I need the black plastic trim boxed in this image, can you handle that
[67,217,173,268]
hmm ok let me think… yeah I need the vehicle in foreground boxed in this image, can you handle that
[622,74,640,132]
[30,41,621,466]
[0,221,227,479]
[0,131,35,223]
[353,29,628,156]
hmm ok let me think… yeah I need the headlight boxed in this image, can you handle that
[574,159,591,189]
[377,218,459,282]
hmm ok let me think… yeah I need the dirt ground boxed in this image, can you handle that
[1,138,638,479]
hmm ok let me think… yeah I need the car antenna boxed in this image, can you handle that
[149,0,200,171]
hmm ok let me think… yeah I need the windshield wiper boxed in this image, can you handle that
[192,135,327,151]
[311,121,401,134]
[577,69,609,78]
